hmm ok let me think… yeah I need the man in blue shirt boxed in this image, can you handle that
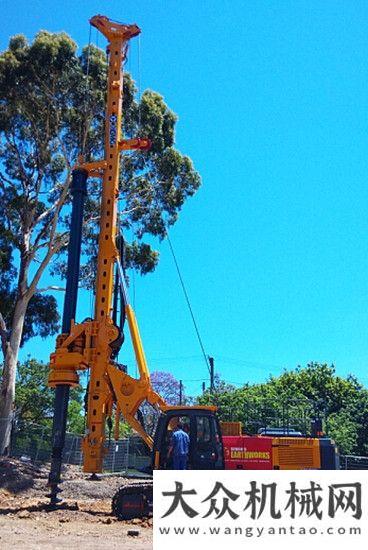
[168,422,190,469]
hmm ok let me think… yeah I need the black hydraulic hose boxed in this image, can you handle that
[48,168,88,504]
[112,263,119,326]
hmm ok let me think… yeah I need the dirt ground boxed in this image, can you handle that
[0,458,153,549]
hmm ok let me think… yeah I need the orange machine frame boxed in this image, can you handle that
[48,15,164,473]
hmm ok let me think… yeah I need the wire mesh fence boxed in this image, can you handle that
[242,397,328,437]
[1,417,151,473]
[339,455,368,470]
[3,417,368,471]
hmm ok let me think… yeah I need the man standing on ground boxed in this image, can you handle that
[168,422,190,469]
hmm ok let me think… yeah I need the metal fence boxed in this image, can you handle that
[3,419,151,473]
[339,455,368,470]
[5,418,368,472]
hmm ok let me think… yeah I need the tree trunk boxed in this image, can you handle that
[0,297,28,455]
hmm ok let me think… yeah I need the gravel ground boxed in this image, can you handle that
[0,458,153,549]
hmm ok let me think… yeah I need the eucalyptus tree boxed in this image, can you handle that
[0,30,200,453]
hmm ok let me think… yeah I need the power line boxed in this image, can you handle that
[166,231,211,375]
[181,378,210,383]
[148,355,205,364]
[216,355,284,372]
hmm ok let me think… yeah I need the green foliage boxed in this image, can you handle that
[21,294,59,344]
[0,286,59,347]
[13,358,84,435]
[327,412,358,455]
[15,358,54,424]
[67,399,84,435]
[119,421,133,438]
[0,28,200,339]
[0,28,199,456]
[199,362,368,456]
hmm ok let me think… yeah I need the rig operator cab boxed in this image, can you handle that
[152,407,224,470]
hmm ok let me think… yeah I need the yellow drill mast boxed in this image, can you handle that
[48,15,165,479]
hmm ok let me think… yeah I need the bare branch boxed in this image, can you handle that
[36,285,66,293]
[120,205,148,216]
[84,215,100,225]
[38,182,62,196]
[0,172,16,188]
[34,197,60,225]
[28,171,71,264]
[32,213,57,252]
[30,240,52,255]
[0,313,8,358]
[56,135,72,172]
[27,232,68,299]
[33,168,45,199]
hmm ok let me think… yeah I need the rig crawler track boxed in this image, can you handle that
[112,482,153,520]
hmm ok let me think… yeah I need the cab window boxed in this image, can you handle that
[166,416,190,445]
[196,416,211,448]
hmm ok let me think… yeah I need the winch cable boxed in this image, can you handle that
[165,229,211,376]
[137,33,142,128]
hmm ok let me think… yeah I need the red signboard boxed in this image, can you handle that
[223,435,273,470]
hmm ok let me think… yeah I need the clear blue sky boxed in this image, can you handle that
[2,0,368,396]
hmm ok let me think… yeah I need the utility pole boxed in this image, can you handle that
[209,356,215,393]
[179,380,183,405]
[202,382,206,394]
